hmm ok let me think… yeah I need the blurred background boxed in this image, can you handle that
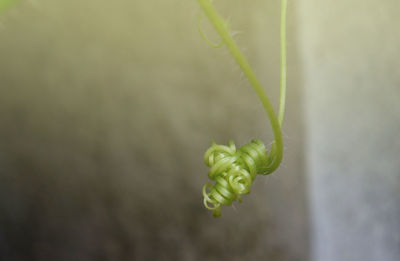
[0,0,398,260]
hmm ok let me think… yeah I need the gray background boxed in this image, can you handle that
[299,0,400,260]
[0,0,399,260]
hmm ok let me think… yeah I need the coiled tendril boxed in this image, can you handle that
[203,139,271,217]
[197,0,288,217]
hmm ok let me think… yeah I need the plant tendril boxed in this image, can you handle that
[198,15,224,48]
[197,0,288,217]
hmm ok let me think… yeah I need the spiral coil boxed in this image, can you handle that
[202,139,270,217]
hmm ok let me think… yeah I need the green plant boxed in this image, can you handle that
[198,0,288,217]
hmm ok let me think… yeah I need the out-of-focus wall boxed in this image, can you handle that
[299,0,400,260]
[0,1,308,260]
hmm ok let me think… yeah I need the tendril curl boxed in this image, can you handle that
[203,139,270,217]
[197,0,288,217]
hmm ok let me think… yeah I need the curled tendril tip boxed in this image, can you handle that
[203,139,274,217]
[197,0,288,217]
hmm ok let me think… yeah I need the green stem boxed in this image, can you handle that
[197,0,287,173]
